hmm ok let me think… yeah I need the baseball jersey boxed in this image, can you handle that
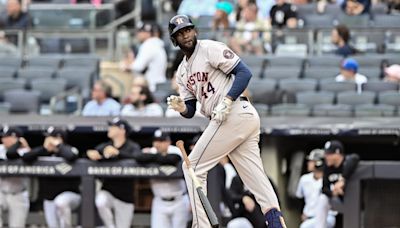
[296,173,323,217]
[149,145,187,198]
[176,40,240,118]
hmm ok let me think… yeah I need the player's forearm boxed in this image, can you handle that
[180,99,197,118]
[227,61,252,100]
[342,154,360,179]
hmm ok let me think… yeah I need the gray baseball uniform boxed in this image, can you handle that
[175,40,280,227]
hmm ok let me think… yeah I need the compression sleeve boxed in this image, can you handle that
[180,99,197,118]
[227,61,252,100]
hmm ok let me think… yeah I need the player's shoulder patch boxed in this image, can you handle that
[223,49,235,59]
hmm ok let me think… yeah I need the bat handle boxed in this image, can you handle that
[176,140,191,168]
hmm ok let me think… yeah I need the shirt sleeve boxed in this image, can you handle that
[207,41,240,75]
[131,43,152,73]
[286,4,298,19]
[295,176,304,198]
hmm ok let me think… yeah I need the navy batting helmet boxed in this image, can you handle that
[168,15,195,46]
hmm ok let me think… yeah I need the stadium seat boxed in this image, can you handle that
[270,103,311,116]
[319,79,357,93]
[272,30,312,53]
[306,56,343,68]
[337,91,375,105]
[248,78,279,105]
[352,55,384,68]
[354,104,396,117]
[0,68,16,79]
[296,3,317,19]
[253,103,269,117]
[324,4,341,17]
[358,67,381,80]
[313,104,353,117]
[17,67,55,85]
[351,30,386,53]
[279,78,317,102]
[275,44,308,57]
[263,68,301,80]
[303,67,339,80]
[385,55,400,65]
[3,89,40,113]
[31,78,67,103]
[0,78,27,101]
[26,56,62,69]
[372,15,400,28]
[0,56,22,70]
[240,55,266,69]
[337,13,370,28]
[155,81,172,92]
[57,68,94,99]
[302,14,334,29]
[370,3,388,15]
[385,30,400,53]
[378,91,400,107]
[296,91,335,106]
[362,81,399,93]
[63,56,100,74]
[266,56,304,68]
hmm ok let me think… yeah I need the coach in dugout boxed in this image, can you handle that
[0,126,30,228]
[314,140,359,228]
[87,117,141,228]
[22,126,81,228]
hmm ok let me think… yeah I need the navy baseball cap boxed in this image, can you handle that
[153,129,170,141]
[341,58,359,73]
[1,126,23,137]
[44,126,66,140]
[324,140,344,154]
[107,117,132,133]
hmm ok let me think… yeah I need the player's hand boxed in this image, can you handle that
[167,95,186,113]
[87,150,102,161]
[212,97,232,123]
[242,195,256,212]
[103,145,119,158]
[19,137,30,150]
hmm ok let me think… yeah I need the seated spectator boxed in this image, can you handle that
[315,140,359,227]
[87,118,141,228]
[213,1,234,31]
[22,127,81,228]
[384,64,400,83]
[137,130,190,228]
[269,0,298,29]
[0,0,30,29]
[0,126,30,228]
[341,0,370,15]
[120,22,167,92]
[296,149,336,228]
[331,24,357,57]
[388,0,400,14]
[230,2,268,55]
[82,80,121,116]
[335,58,367,93]
[121,85,163,117]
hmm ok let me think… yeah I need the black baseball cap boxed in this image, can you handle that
[44,126,66,140]
[107,117,132,133]
[324,140,344,154]
[153,129,170,141]
[1,126,23,137]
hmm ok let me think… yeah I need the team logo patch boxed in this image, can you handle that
[223,49,234,59]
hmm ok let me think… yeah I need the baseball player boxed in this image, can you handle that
[22,126,81,228]
[0,126,30,228]
[166,15,286,228]
[296,149,336,228]
[137,130,190,228]
[315,140,359,228]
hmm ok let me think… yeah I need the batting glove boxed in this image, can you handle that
[212,97,233,123]
[167,95,186,113]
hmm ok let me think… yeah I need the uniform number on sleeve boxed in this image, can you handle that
[201,82,215,99]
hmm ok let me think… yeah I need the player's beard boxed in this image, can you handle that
[179,36,197,54]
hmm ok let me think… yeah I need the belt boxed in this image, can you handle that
[239,96,248,101]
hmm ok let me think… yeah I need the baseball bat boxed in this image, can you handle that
[176,140,219,228]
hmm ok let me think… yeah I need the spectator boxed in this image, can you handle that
[121,85,163,117]
[121,22,167,92]
[0,30,17,55]
[335,58,367,93]
[342,0,370,15]
[137,130,190,228]
[82,80,121,116]
[315,140,359,227]
[22,127,81,228]
[383,64,400,83]
[296,149,336,228]
[230,2,268,55]
[213,1,234,31]
[269,0,298,29]
[331,24,357,57]
[0,0,29,29]
[86,117,141,228]
[388,0,400,14]
[0,126,30,228]
[178,0,217,18]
